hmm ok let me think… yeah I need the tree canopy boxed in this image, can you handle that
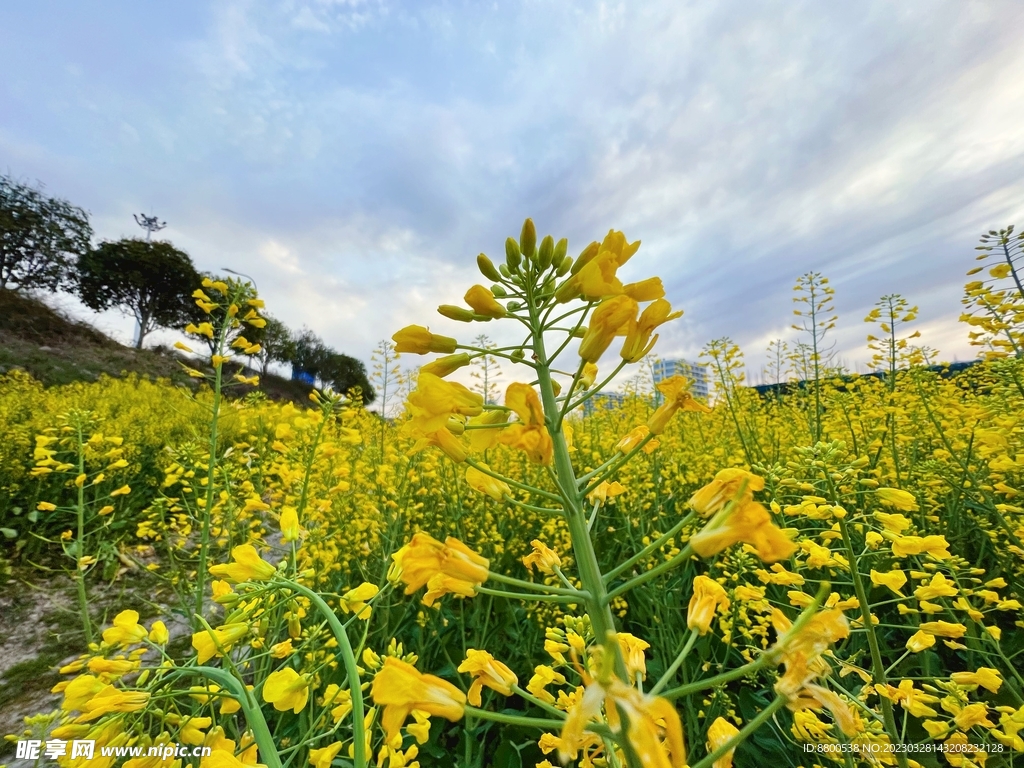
[290,328,374,403]
[0,174,92,291]
[77,238,201,348]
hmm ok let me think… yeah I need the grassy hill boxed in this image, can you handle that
[0,289,314,402]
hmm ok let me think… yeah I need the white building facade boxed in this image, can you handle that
[651,358,711,401]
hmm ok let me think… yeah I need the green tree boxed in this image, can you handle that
[249,316,294,375]
[76,238,200,348]
[289,329,374,404]
[0,174,92,291]
[290,328,330,380]
[321,352,375,405]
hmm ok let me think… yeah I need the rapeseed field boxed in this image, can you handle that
[3,221,1024,768]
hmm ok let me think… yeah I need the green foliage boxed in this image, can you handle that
[76,238,200,348]
[0,174,92,292]
[249,315,295,375]
[291,328,375,402]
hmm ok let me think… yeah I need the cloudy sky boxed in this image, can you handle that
[3,0,1024,386]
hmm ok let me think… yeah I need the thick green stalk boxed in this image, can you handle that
[650,629,698,695]
[74,421,93,644]
[278,579,367,768]
[194,340,226,627]
[837,517,908,768]
[530,303,623,674]
[176,666,283,768]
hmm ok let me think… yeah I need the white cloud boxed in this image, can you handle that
[3,0,1024,384]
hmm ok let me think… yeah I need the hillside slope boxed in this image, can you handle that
[0,289,314,402]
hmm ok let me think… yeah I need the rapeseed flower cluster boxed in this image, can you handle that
[3,219,1024,768]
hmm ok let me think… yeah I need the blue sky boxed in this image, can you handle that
[3,0,1024,384]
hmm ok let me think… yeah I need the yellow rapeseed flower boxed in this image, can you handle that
[457,649,517,706]
[192,623,249,664]
[102,610,148,647]
[687,576,731,635]
[465,464,511,500]
[464,285,507,318]
[578,295,637,363]
[522,540,561,574]
[648,376,712,434]
[370,657,466,744]
[689,468,765,518]
[870,569,907,596]
[497,383,552,465]
[876,488,919,511]
[706,717,740,768]
[691,501,796,563]
[263,668,309,713]
[208,544,277,583]
[389,533,489,607]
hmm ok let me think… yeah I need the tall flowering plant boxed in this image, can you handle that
[382,220,840,768]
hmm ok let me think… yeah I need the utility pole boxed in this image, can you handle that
[130,213,167,345]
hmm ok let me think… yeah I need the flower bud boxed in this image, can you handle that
[421,353,472,378]
[520,218,537,260]
[505,238,522,270]
[464,285,507,318]
[552,238,568,268]
[438,305,477,322]
[511,349,525,362]
[537,235,554,269]
[554,276,582,303]
[477,253,502,282]
[499,263,511,278]
[571,241,600,274]
[556,255,572,276]
[393,325,459,354]
[492,284,507,297]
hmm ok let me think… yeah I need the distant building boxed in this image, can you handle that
[651,358,711,401]
[582,391,627,416]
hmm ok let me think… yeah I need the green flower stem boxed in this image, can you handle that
[274,579,367,768]
[510,684,567,718]
[603,510,692,584]
[556,359,588,425]
[605,544,694,602]
[661,583,830,701]
[194,324,228,628]
[457,344,537,368]
[501,494,565,517]
[74,420,93,644]
[173,666,282,768]
[689,696,786,768]
[463,705,564,730]
[524,270,633,700]
[465,457,562,503]
[836,516,908,768]
[576,454,621,486]
[477,585,585,604]
[580,433,656,497]
[546,308,590,361]
[488,570,584,596]
[565,359,629,415]
[650,629,699,695]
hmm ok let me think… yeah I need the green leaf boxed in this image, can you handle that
[1,527,18,539]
